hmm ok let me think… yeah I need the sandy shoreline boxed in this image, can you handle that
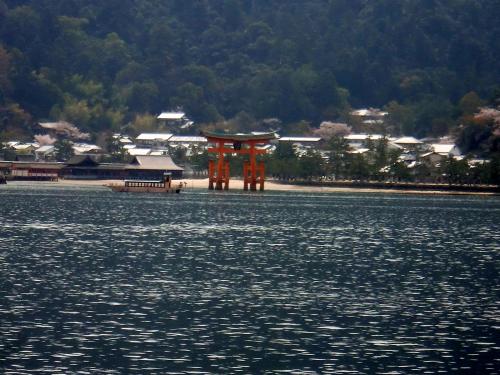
[19,178,492,196]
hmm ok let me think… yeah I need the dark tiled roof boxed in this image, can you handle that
[66,155,99,166]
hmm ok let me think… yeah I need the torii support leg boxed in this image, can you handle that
[244,153,265,191]
[243,162,249,191]
[216,159,223,190]
[209,160,230,190]
[249,143,257,191]
[215,141,226,190]
[224,161,230,190]
[208,160,215,190]
[259,162,265,191]
[208,141,230,190]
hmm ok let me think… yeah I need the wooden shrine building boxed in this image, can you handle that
[202,131,277,191]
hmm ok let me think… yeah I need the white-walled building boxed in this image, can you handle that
[168,136,207,146]
[157,112,193,129]
[278,136,322,144]
[344,134,384,149]
[35,145,55,160]
[136,133,173,147]
[431,144,461,156]
[72,143,102,155]
[392,136,423,151]
[127,147,153,156]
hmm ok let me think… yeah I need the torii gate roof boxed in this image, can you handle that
[202,131,277,143]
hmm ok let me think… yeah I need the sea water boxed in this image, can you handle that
[0,183,499,374]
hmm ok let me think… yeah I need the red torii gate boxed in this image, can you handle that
[202,131,277,191]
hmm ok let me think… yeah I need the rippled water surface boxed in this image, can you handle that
[0,183,499,374]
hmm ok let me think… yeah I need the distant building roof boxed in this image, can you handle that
[420,152,436,158]
[35,145,55,153]
[347,148,370,154]
[112,134,133,143]
[279,137,322,142]
[469,159,487,166]
[157,112,186,120]
[13,143,37,151]
[431,144,460,155]
[127,148,151,156]
[149,150,170,156]
[1,161,64,169]
[363,119,384,125]
[66,155,99,166]
[393,136,423,145]
[72,143,102,154]
[345,134,384,141]
[181,121,194,129]
[168,136,207,143]
[127,155,183,171]
[399,153,416,161]
[258,144,274,150]
[350,108,388,117]
[39,121,70,129]
[386,142,403,150]
[136,133,173,141]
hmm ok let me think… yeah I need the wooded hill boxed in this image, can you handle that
[0,0,499,140]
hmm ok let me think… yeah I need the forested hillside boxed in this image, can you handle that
[0,0,499,139]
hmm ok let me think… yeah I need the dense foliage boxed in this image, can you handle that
[0,0,499,140]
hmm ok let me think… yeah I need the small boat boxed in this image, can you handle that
[108,173,182,193]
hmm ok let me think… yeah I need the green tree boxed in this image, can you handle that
[100,32,131,79]
[298,149,325,179]
[374,138,389,170]
[123,81,160,113]
[328,136,350,178]
[347,154,370,180]
[390,161,412,182]
[3,6,42,49]
[171,83,220,123]
[489,155,500,185]
[0,45,10,103]
[286,120,312,135]
[225,111,258,132]
[0,103,32,139]
[54,139,74,161]
[384,101,415,135]
[457,122,491,155]
[102,134,129,163]
[274,142,296,159]
[459,91,485,116]
[189,148,210,172]
[129,113,157,135]
[267,142,300,179]
[54,99,91,131]
[440,156,471,185]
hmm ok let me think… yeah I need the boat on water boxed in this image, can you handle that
[108,173,182,193]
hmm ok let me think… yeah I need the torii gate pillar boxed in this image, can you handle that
[208,140,230,190]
